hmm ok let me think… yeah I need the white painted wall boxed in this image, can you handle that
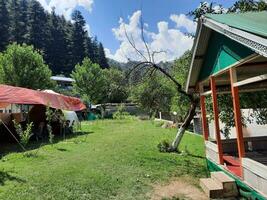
[208,109,267,140]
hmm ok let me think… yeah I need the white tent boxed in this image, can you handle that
[63,110,80,129]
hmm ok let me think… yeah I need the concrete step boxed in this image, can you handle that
[211,171,239,198]
[200,178,223,199]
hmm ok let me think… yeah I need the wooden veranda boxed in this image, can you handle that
[186,11,267,199]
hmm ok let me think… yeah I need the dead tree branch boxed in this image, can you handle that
[124,14,198,151]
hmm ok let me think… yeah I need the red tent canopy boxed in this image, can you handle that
[0,84,86,111]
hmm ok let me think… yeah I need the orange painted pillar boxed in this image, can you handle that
[200,95,209,140]
[229,68,245,159]
[210,76,224,165]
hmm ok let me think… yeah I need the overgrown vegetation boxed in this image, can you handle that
[112,104,131,120]
[157,140,173,153]
[13,120,33,148]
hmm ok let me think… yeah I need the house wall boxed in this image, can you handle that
[242,158,267,198]
[208,109,267,140]
[205,141,220,164]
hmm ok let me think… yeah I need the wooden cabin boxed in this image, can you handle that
[186,11,267,199]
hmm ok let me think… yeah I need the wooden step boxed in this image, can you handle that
[223,155,240,166]
[211,171,239,198]
[226,165,242,177]
[200,178,223,199]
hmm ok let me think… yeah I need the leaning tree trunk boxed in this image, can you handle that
[151,64,199,152]
[170,98,198,151]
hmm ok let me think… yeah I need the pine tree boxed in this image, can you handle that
[47,8,69,75]
[61,18,75,75]
[0,0,10,51]
[9,0,28,44]
[71,10,87,69]
[19,0,29,43]
[85,36,94,62]
[98,42,109,69]
[91,36,99,64]
[28,0,50,56]
[0,0,109,75]
[9,0,20,42]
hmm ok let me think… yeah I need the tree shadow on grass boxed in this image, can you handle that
[186,152,206,159]
[56,148,68,152]
[0,171,26,186]
[0,131,94,158]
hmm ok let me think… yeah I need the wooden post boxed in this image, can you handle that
[229,68,245,159]
[199,84,209,140]
[210,76,224,165]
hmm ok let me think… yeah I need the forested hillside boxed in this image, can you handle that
[0,0,109,75]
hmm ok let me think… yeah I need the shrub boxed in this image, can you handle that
[13,120,33,147]
[46,107,56,144]
[153,120,165,127]
[113,104,132,120]
[157,140,173,153]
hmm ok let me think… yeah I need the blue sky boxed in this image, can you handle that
[38,0,237,62]
[85,0,235,52]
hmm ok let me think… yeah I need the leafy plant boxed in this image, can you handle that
[13,120,33,148]
[47,124,54,144]
[157,140,174,153]
[113,104,132,120]
[153,120,165,127]
[71,58,107,105]
[0,43,55,89]
[45,106,55,144]
[130,73,175,119]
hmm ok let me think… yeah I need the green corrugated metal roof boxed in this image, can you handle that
[206,11,267,38]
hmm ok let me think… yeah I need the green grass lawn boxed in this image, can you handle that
[0,119,207,200]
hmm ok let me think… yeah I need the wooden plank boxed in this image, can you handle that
[210,76,224,165]
[229,68,245,160]
[200,90,212,96]
[233,74,267,87]
[243,158,267,180]
[223,155,240,167]
[193,54,260,89]
[199,84,209,140]
[205,141,219,153]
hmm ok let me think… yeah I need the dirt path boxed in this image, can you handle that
[151,178,208,200]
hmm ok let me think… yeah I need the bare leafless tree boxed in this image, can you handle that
[124,17,198,152]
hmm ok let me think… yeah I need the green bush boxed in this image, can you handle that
[13,120,33,147]
[153,120,165,127]
[113,104,132,120]
[157,140,173,153]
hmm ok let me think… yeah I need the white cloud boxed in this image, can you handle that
[170,14,196,33]
[37,0,51,11]
[107,10,194,63]
[105,48,117,61]
[37,0,94,20]
[213,5,228,13]
[150,21,194,62]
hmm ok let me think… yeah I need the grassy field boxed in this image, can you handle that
[0,119,207,200]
